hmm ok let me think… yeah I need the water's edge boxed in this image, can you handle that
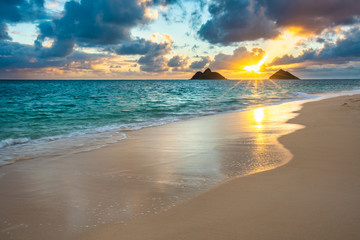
[1,83,360,166]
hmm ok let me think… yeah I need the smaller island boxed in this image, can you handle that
[191,68,227,80]
[269,69,300,80]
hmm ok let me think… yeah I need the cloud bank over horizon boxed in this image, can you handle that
[1,0,360,79]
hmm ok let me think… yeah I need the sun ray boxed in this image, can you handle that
[246,80,252,88]
[259,80,265,87]
[253,80,258,89]
[268,79,281,88]
[220,80,242,98]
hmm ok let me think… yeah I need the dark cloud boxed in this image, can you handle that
[138,55,168,72]
[0,0,47,40]
[288,64,360,78]
[189,56,210,69]
[168,55,188,67]
[210,47,265,70]
[135,36,172,72]
[115,37,193,72]
[0,22,11,41]
[259,0,360,33]
[0,0,46,23]
[198,0,278,44]
[35,0,177,58]
[0,41,104,70]
[115,38,163,55]
[271,28,360,66]
[111,35,173,72]
[34,20,77,58]
[198,0,360,45]
[167,55,189,71]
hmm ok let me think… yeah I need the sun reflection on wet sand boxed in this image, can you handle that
[0,100,305,240]
[254,107,264,129]
[239,102,304,175]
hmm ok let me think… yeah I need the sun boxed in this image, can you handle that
[242,28,305,75]
[244,56,268,73]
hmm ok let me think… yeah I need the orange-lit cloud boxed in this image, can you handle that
[242,28,307,73]
[210,47,265,71]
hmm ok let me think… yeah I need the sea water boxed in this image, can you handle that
[1,79,360,165]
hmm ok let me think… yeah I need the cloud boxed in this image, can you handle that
[167,55,189,71]
[259,0,360,33]
[134,34,172,72]
[0,0,46,23]
[198,0,278,44]
[0,22,11,41]
[0,0,47,40]
[292,63,360,78]
[271,27,360,66]
[198,0,360,45]
[0,41,104,70]
[167,55,188,67]
[35,0,177,58]
[209,47,265,70]
[110,34,174,72]
[189,56,210,69]
[115,38,164,55]
[115,36,191,72]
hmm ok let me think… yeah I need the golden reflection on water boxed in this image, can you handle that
[243,102,303,175]
[253,107,267,172]
[254,107,264,124]
[253,107,264,131]
[245,106,279,174]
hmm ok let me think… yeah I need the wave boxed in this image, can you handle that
[0,116,192,166]
[1,88,360,166]
[0,138,30,148]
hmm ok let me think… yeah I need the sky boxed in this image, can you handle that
[1,0,360,79]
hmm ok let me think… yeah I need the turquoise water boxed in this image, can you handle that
[1,79,360,164]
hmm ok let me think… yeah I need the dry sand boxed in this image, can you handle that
[79,94,360,240]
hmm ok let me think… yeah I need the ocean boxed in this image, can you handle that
[1,79,360,165]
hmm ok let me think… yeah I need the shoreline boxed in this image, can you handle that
[2,87,357,167]
[78,94,360,240]
[0,92,302,239]
[0,93,359,239]
[0,92,308,167]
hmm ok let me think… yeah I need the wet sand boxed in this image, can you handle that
[78,94,360,240]
[0,98,300,239]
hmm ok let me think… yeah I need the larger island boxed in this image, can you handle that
[191,68,227,80]
[269,69,300,79]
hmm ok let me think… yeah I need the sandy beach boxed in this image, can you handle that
[1,94,360,239]
[3,1,360,239]
[78,94,360,240]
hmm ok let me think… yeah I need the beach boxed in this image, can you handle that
[77,94,360,240]
[3,0,360,239]
[1,94,360,239]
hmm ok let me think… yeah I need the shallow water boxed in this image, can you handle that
[1,87,359,239]
[1,79,360,164]
[0,98,303,240]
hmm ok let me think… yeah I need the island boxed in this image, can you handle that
[191,68,227,80]
[269,69,300,79]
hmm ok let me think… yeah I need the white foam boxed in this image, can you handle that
[0,117,187,165]
[0,138,30,148]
